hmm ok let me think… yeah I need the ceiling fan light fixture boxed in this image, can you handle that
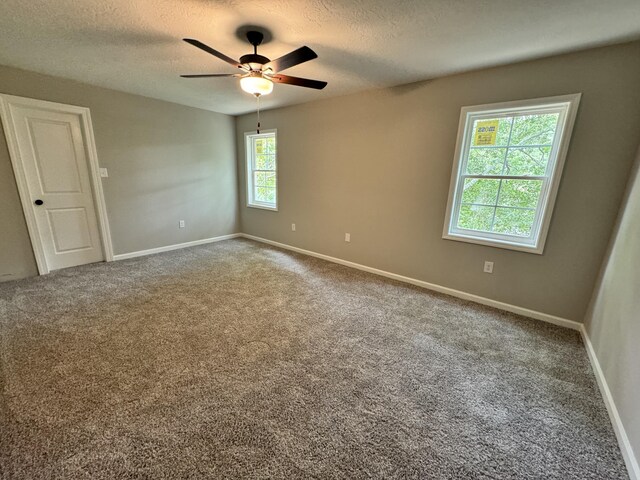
[240,75,273,96]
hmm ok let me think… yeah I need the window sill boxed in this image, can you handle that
[443,232,544,254]
[247,203,278,212]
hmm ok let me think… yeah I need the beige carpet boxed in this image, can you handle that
[0,238,628,479]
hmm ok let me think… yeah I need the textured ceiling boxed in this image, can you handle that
[0,0,639,115]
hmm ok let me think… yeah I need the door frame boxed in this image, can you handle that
[0,93,114,274]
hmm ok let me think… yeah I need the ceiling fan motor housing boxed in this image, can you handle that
[246,30,264,47]
[242,31,269,70]
[240,53,270,69]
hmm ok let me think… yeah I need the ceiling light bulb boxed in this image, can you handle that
[240,75,274,96]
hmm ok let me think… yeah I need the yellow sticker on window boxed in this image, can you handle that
[474,120,499,146]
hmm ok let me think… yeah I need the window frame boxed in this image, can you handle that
[443,94,581,254]
[245,129,278,211]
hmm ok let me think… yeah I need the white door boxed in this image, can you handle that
[5,101,105,271]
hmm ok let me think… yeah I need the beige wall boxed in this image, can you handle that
[0,127,36,281]
[585,146,640,473]
[236,41,640,321]
[0,66,238,281]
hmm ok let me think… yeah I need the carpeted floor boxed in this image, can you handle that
[0,238,628,479]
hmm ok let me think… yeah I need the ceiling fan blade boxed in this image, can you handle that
[183,38,241,68]
[271,74,327,90]
[180,73,241,78]
[263,46,317,73]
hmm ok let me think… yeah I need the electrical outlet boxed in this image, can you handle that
[179,220,185,229]
[483,261,494,274]
[292,223,296,231]
[345,233,351,243]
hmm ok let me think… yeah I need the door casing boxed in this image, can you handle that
[0,93,114,274]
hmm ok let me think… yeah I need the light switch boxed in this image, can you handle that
[99,168,109,178]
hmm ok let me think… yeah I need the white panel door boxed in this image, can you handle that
[9,104,104,271]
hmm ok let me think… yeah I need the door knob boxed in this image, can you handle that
[34,199,44,206]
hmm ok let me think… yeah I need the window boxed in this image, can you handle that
[443,94,580,254]
[245,129,277,210]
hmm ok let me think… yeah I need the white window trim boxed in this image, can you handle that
[442,94,581,254]
[245,129,278,211]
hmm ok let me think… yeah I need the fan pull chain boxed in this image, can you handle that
[256,94,261,134]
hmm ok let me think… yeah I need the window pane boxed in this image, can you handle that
[471,117,513,147]
[264,172,276,188]
[255,187,265,202]
[461,178,500,205]
[495,117,513,145]
[255,154,275,170]
[265,188,276,203]
[255,138,266,154]
[255,186,275,203]
[511,113,559,146]
[457,205,494,232]
[504,147,551,176]
[254,171,267,187]
[466,148,506,175]
[265,137,276,154]
[497,179,542,208]
[493,207,536,237]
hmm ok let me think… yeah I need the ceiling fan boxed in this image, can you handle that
[181,31,327,96]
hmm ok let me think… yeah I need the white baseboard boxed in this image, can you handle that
[240,233,581,331]
[581,326,639,480]
[112,233,241,260]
